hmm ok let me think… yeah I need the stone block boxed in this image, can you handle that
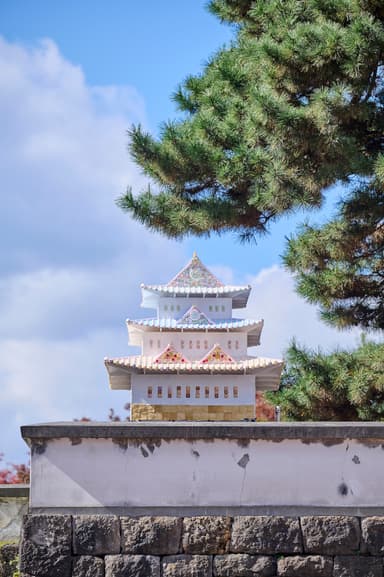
[333,555,383,577]
[361,517,384,555]
[105,555,160,577]
[20,514,72,577]
[162,555,212,577]
[0,543,19,577]
[72,555,105,577]
[231,516,302,554]
[121,516,182,554]
[277,555,333,577]
[182,516,231,554]
[301,516,360,554]
[73,515,120,555]
[213,554,275,576]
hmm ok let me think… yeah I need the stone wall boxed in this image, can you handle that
[19,514,384,576]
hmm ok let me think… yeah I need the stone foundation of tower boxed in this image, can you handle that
[131,403,255,421]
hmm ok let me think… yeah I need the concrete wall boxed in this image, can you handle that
[21,422,384,515]
[0,484,29,541]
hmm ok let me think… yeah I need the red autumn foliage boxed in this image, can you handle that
[256,392,275,421]
[0,453,30,484]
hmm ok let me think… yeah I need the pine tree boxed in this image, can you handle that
[267,340,384,421]
[119,0,384,329]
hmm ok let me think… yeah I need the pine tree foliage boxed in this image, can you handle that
[267,340,384,421]
[120,0,384,328]
[284,184,384,329]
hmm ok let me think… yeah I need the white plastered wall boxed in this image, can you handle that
[29,436,384,510]
[131,374,255,405]
[157,297,233,321]
[141,331,248,359]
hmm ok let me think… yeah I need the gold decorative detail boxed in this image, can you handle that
[131,404,255,421]
[201,344,234,364]
[154,344,189,364]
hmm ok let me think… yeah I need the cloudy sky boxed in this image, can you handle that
[0,1,369,462]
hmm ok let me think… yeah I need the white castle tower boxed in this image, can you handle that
[105,254,283,421]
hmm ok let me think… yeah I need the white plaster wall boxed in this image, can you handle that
[158,298,232,321]
[142,332,248,358]
[131,374,255,405]
[30,437,384,509]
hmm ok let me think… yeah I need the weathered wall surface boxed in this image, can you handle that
[19,423,384,575]
[0,486,28,541]
[21,423,384,513]
[19,513,384,577]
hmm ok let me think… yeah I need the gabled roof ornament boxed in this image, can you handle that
[178,305,213,326]
[167,253,224,289]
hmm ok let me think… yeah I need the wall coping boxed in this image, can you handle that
[0,484,29,498]
[21,421,384,443]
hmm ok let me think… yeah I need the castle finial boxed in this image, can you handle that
[192,251,198,259]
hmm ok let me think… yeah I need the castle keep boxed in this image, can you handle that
[104,254,283,420]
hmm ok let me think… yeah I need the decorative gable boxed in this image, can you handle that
[201,344,234,364]
[167,253,224,288]
[154,344,189,364]
[178,305,213,326]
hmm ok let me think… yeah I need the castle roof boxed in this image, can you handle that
[105,355,284,391]
[126,318,264,347]
[167,253,223,288]
[141,254,251,308]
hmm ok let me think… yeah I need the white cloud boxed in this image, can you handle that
[0,36,186,462]
[244,266,365,358]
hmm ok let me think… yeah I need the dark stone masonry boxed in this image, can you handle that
[19,514,384,577]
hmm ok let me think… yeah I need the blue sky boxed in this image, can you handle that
[0,1,367,462]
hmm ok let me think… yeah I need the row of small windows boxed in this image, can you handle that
[149,339,240,350]
[162,304,226,313]
[147,385,239,400]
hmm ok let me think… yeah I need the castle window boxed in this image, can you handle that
[195,386,200,399]
[164,305,168,311]
[214,386,219,399]
[221,305,225,312]
[157,339,161,348]
[176,305,180,311]
[205,386,209,398]
[177,386,182,399]
[186,386,191,399]
[168,387,172,399]
[149,339,153,348]
[170,305,174,311]
[235,340,239,349]
[215,305,219,312]
[209,305,213,312]
[157,386,163,398]
[189,340,193,349]
[224,386,229,399]
[180,340,185,349]
[204,340,208,349]
[147,386,153,399]
[227,340,232,349]
[233,386,239,398]
[196,340,200,349]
